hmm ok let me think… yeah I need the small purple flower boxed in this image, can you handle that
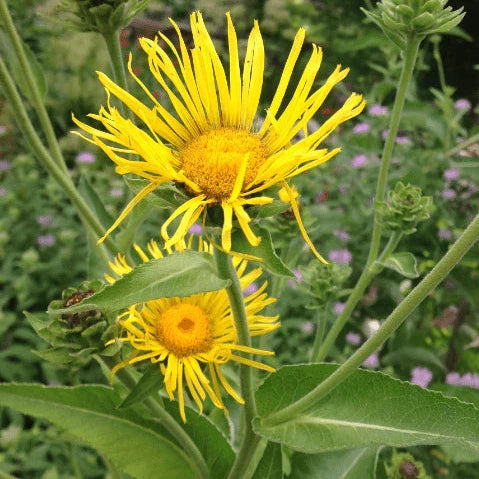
[36,215,53,226]
[438,228,452,240]
[0,187,6,197]
[351,154,367,169]
[37,234,56,247]
[352,122,371,134]
[333,229,350,242]
[445,372,461,385]
[0,160,11,171]
[338,185,348,194]
[110,188,124,197]
[328,249,352,264]
[368,104,388,116]
[288,268,303,287]
[362,353,379,369]
[381,129,389,139]
[76,151,96,164]
[334,302,345,314]
[244,282,258,295]
[454,99,471,111]
[300,320,314,334]
[410,367,433,388]
[442,188,456,200]
[0,126,6,135]
[345,332,361,346]
[395,136,411,145]
[188,223,203,235]
[444,168,460,181]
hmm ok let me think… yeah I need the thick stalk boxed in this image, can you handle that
[0,0,67,173]
[366,36,421,267]
[101,357,209,479]
[213,248,260,479]
[0,56,117,258]
[262,212,479,427]
[315,232,402,362]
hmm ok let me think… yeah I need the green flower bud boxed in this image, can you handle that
[21,248,40,269]
[362,0,465,49]
[58,0,149,34]
[376,182,433,235]
[30,280,120,367]
[385,450,430,479]
[299,261,351,308]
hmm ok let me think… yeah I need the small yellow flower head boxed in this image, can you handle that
[106,239,279,422]
[73,12,365,262]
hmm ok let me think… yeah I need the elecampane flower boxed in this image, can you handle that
[106,238,279,421]
[73,12,365,262]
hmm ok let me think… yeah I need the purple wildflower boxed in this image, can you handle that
[381,129,389,139]
[395,136,411,145]
[445,372,461,385]
[368,104,388,116]
[410,367,433,388]
[438,228,452,240]
[444,168,460,181]
[442,188,456,200]
[454,99,471,110]
[333,229,350,242]
[300,320,314,335]
[351,154,367,169]
[334,302,345,314]
[338,185,348,194]
[0,160,11,171]
[352,122,371,134]
[76,151,96,164]
[36,215,53,226]
[328,249,352,264]
[244,282,258,295]
[288,268,303,287]
[362,353,379,369]
[345,332,361,346]
[37,234,56,247]
[0,126,6,135]
[110,188,124,197]
[188,223,203,235]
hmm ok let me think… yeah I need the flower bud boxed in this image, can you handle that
[362,0,465,49]
[376,182,433,235]
[385,450,429,479]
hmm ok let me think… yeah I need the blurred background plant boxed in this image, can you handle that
[1,0,478,477]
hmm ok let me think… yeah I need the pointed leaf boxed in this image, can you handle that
[254,364,479,453]
[380,252,419,278]
[0,384,195,479]
[118,364,164,409]
[56,251,230,314]
[252,442,283,479]
[291,447,381,479]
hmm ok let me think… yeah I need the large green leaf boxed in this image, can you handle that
[254,364,479,453]
[290,447,381,479]
[0,384,195,479]
[56,251,230,314]
[252,442,283,479]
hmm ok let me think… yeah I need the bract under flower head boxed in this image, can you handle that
[73,12,365,262]
[106,238,279,422]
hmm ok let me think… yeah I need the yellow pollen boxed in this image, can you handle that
[181,128,268,199]
[157,303,213,357]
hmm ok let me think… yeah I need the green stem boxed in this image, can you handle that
[310,305,328,362]
[262,212,479,427]
[0,0,67,173]
[446,132,479,158]
[69,444,83,479]
[101,357,209,479]
[315,232,402,362]
[102,30,130,119]
[213,248,260,479]
[366,36,421,268]
[0,56,117,259]
[432,39,447,93]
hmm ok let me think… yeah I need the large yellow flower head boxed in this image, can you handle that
[106,238,279,422]
[73,12,365,261]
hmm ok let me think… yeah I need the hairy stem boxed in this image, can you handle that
[0,0,68,173]
[262,212,479,426]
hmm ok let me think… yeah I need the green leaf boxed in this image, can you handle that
[252,442,283,479]
[78,176,115,230]
[232,226,294,277]
[118,364,164,409]
[124,177,187,210]
[56,251,230,314]
[0,384,195,479]
[382,346,446,371]
[380,252,419,278]
[290,447,381,479]
[32,348,73,364]
[254,364,479,453]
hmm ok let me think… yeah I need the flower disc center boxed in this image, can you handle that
[180,128,267,200]
[157,303,213,357]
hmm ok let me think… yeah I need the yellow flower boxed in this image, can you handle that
[73,12,365,262]
[106,238,279,422]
